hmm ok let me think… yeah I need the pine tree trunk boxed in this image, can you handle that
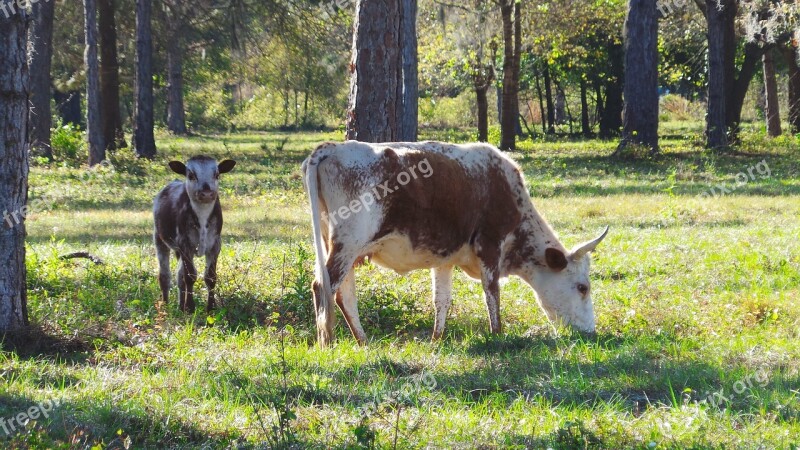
[580,77,591,137]
[499,0,519,150]
[85,0,106,166]
[620,0,659,152]
[166,5,188,135]
[705,0,729,149]
[763,47,781,137]
[476,84,489,142]
[133,0,157,158]
[600,42,623,138]
[346,0,401,142]
[98,0,126,150]
[54,90,83,127]
[782,45,800,134]
[0,9,30,332]
[29,0,55,160]
[398,0,418,142]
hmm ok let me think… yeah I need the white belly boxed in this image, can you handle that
[366,233,481,278]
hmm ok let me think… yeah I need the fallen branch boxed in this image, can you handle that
[60,252,105,265]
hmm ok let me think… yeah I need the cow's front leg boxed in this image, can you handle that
[178,255,198,313]
[204,240,221,313]
[431,265,453,341]
[335,268,367,345]
[480,264,502,334]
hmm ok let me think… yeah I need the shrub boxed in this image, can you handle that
[50,119,86,167]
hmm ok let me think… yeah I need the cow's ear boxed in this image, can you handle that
[545,248,568,272]
[169,161,186,176]
[218,160,236,174]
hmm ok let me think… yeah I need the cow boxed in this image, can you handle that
[302,141,608,347]
[154,156,236,313]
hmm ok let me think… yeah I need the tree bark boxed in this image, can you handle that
[726,41,766,140]
[54,90,83,127]
[85,0,106,166]
[133,0,157,158]
[166,3,188,135]
[0,8,30,332]
[346,0,401,142]
[782,44,800,134]
[600,42,624,138]
[580,77,591,137]
[98,0,126,150]
[398,0,418,141]
[705,0,729,149]
[29,0,55,160]
[476,86,489,142]
[499,0,520,150]
[763,47,781,137]
[620,0,659,152]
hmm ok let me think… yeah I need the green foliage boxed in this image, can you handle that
[49,119,86,167]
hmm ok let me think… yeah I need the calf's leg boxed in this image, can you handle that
[178,256,198,313]
[205,240,221,313]
[431,265,454,341]
[155,236,171,305]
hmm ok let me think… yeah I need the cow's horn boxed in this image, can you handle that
[570,226,609,260]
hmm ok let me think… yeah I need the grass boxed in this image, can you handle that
[2,125,800,449]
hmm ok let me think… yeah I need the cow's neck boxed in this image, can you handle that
[509,203,566,271]
[189,199,216,253]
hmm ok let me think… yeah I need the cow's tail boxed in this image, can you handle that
[303,156,332,346]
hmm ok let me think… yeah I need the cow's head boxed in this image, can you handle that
[526,227,608,333]
[169,156,236,204]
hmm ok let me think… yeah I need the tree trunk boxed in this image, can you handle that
[782,44,800,134]
[98,0,126,150]
[29,0,55,160]
[534,71,546,134]
[85,0,106,166]
[346,0,401,142]
[0,8,30,332]
[763,47,781,137]
[705,0,729,149]
[398,0,418,141]
[726,41,766,141]
[133,0,157,158]
[580,77,591,137]
[499,0,520,150]
[54,90,83,127]
[166,5,187,135]
[476,84,490,142]
[620,0,659,152]
[543,63,555,134]
[600,42,624,138]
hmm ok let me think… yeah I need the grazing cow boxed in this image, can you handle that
[302,141,608,346]
[154,156,236,313]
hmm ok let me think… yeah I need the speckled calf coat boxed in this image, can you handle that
[154,156,236,313]
[303,141,608,347]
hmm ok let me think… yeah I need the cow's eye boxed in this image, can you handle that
[577,283,589,296]
[188,173,196,181]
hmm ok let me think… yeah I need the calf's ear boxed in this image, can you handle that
[218,160,236,174]
[169,161,187,175]
[545,248,568,272]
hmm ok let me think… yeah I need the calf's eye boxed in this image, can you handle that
[577,283,589,296]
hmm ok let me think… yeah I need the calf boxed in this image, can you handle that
[154,156,236,313]
[303,141,608,347]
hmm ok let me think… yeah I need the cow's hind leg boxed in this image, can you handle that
[313,245,359,347]
[431,265,454,341]
[204,240,221,313]
[335,268,367,345]
[155,236,171,306]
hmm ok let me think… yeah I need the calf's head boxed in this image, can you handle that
[169,156,236,204]
[527,227,608,333]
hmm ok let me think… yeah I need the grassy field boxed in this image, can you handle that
[2,127,800,449]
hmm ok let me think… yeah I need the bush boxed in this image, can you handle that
[50,119,86,167]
